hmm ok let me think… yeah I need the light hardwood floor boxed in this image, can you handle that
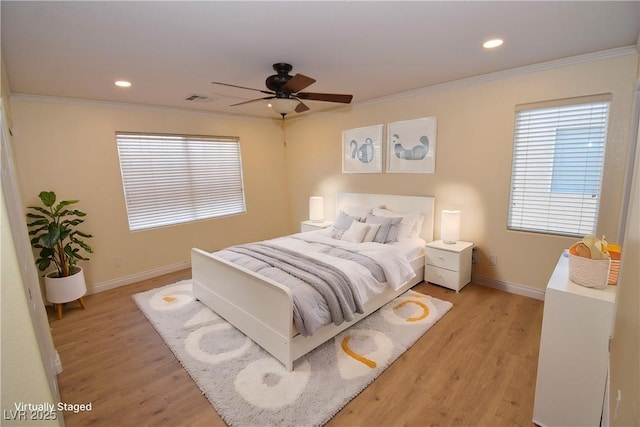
[49,270,543,426]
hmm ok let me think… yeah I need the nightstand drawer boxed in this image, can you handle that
[425,265,462,288]
[425,247,461,271]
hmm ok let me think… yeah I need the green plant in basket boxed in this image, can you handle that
[26,191,93,278]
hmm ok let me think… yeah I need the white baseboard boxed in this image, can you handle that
[88,261,191,295]
[473,274,546,301]
[87,263,544,301]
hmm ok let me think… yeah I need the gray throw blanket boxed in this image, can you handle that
[291,236,386,283]
[227,242,365,335]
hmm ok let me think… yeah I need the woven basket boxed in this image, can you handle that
[568,243,611,289]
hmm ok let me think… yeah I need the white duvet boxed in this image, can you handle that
[215,229,422,335]
[268,229,418,304]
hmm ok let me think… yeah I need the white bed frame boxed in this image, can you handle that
[191,193,435,371]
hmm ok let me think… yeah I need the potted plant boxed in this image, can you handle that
[26,191,93,319]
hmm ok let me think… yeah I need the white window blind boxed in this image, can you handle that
[508,96,610,237]
[116,132,246,231]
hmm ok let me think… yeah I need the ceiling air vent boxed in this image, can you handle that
[185,93,213,102]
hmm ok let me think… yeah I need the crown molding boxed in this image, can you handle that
[10,46,637,121]
[9,93,277,122]
[358,46,638,108]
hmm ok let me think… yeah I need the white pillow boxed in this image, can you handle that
[363,223,381,242]
[371,208,422,240]
[341,220,370,243]
[399,213,423,239]
[411,214,425,237]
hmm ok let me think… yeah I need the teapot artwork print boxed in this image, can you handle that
[350,138,375,163]
[342,124,383,173]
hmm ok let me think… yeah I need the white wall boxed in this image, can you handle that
[9,100,291,292]
[284,50,638,293]
[609,85,640,427]
[1,188,62,426]
[1,60,62,425]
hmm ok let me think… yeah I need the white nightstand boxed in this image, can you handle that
[300,220,333,232]
[424,240,473,292]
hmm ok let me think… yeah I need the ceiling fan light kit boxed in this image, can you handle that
[270,98,300,115]
[212,63,353,118]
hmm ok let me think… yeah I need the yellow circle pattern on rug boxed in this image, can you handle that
[393,300,429,322]
[234,358,311,409]
[341,336,376,368]
[381,290,438,326]
[149,283,194,311]
[335,329,393,379]
[185,323,252,365]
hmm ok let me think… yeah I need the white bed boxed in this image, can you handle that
[191,193,435,371]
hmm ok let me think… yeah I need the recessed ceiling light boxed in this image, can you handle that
[115,80,132,87]
[483,39,504,49]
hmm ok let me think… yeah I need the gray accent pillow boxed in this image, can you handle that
[365,215,391,243]
[365,214,401,244]
[333,211,355,230]
[385,216,403,243]
[329,211,356,240]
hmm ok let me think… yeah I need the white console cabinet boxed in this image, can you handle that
[533,253,616,427]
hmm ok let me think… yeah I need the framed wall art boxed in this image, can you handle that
[342,124,383,173]
[386,117,437,173]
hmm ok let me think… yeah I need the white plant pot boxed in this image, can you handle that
[44,267,87,304]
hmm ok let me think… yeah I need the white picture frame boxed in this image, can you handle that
[386,117,437,174]
[342,124,383,173]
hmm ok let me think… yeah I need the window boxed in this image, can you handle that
[508,96,610,237]
[116,132,246,231]
[550,127,605,195]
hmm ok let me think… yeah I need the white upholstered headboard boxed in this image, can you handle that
[336,193,435,242]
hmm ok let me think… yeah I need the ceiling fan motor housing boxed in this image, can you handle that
[266,63,294,95]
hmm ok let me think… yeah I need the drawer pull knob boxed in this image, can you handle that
[438,256,444,260]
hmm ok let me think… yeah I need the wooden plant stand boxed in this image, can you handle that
[55,297,86,320]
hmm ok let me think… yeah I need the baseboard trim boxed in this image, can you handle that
[88,261,191,295]
[473,274,546,301]
[87,263,545,301]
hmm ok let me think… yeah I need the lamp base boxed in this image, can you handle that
[442,240,457,244]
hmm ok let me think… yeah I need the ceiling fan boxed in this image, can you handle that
[211,63,353,117]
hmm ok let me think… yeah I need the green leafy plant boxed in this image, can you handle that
[26,191,93,278]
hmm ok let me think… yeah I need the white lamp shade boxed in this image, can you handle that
[309,196,324,222]
[441,210,461,244]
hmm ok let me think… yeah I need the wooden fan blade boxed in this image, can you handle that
[282,74,316,93]
[230,96,274,107]
[296,92,353,104]
[295,100,310,113]
[211,81,274,95]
